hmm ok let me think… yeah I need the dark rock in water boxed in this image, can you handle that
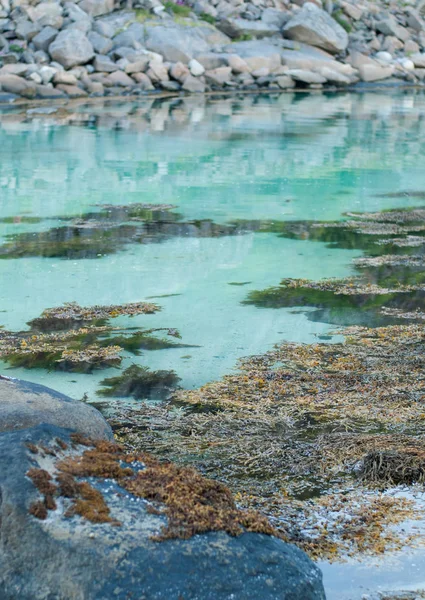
[0,380,325,600]
[0,423,325,600]
[0,376,113,440]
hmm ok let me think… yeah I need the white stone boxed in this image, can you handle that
[39,65,56,83]
[189,59,205,77]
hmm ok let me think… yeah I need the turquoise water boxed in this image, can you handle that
[2,91,425,599]
[1,91,425,402]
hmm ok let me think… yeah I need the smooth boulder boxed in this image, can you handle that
[0,376,113,440]
[49,28,94,68]
[283,3,348,54]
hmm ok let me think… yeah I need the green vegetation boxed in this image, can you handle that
[200,12,216,24]
[164,1,191,17]
[98,364,181,399]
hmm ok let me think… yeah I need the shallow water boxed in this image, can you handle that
[2,90,425,598]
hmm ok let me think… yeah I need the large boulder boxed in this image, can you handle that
[49,28,95,68]
[281,42,355,76]
[0,376,113,440]
[283,2,348,54]
[218,17,281,39]
[0,420,326,600]
[145,21,230,64]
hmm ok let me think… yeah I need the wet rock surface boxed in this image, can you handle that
[0,386,326,600]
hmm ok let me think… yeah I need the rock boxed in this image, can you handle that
[251,66,269,77]
[32,25,58,52]
[112,22,145,49]
[85,79,104,95]
[27,1,63,29]
[15,18,40,41]
[49,29,94,68]
[397,57,415,70]
[106,70,135,86]
[56,83,88,96]
[276,74,295,88]
[0,377,112,440]
[182,73,205,92]
[318,66,350,83]
[410,52,425,68]
[405,7,425,33]
[218,17,280,39]
[79,0,113,17]
[0,73,36,97]
[382,35,404,54]
[227,53,249,73]
[358,63,394,82]
[283,2,348,54]
[0,62,28,75]
[376,16,411,43]
[39,64,56,83]
[0,421,326,600]
[223,40,282,70]
[189,57,205,76]
[194,52,229,70]
[405,39,420,54]
[35,83,67,98]
[281,42,354,76]
[29,71,42,83]
[93,10,135,38]
[64,2,92,24]
[287,68,327,83]
[146,59,169,82]
[125,58,149,74]
[53,70,78,84]
[131,71,154,89]
[93,54,117,72]
[169,60,189,82]
[145,21,230,64]
[341,1,363,21]
[205,65,232,85]
[160,80,180,91]
[88,30,112,54]
[375,51,393,63]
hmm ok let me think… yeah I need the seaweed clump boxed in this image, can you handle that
[97,365,181,399]
[0,301,184,374]
[26,436,281,542]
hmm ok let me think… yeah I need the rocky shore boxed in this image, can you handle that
[0,375,325,599]
[0,0,425,101]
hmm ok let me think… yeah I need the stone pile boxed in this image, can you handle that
[0,0,424,100]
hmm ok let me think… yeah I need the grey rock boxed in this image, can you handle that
[132,71,155,89]
[146,58,169,81]
[0,422,325,600]
[27,1,63,29]
[32,25,58,52]
[276,74,295,88]
[281,42,354,76]
[376,16,411,43]
[283,2,348,54]
[319,65,350,83]
[39,64,56,83]
[195,51,229,70]
[227,53,249,73]
[93,10,135,38]
[223,40,281,70]
[106,69,135,86]
[169,60,189,82]
[411,52,425,67]
[405,7,425,33]
[49,29,94,68]
[53,70,78,84]
[0,62,29,75]
[33,49,50,64]
[125,58,149,73]
[205,65,232,85]
[80,0,114,18]
[15,18,40,41]
[182,72,205,91]
[93,53,117,72]
[64,2,92,24]
[112,22,145,48]
[287,68,327,83]
[218,17,280,39]
[145,20,230,63]
[56,82,88,96]
[0,73,36,96]
[35,83,66,97]
[88,30,113,54]
[160,79,180,91]
[0,377,113,440]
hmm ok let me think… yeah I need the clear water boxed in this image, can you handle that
[2,90,425,598]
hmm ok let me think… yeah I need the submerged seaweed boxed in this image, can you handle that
[98,365,181,399]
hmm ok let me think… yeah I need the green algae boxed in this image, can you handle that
[98,364,181,399]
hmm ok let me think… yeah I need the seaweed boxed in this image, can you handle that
[97,365,181,399]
